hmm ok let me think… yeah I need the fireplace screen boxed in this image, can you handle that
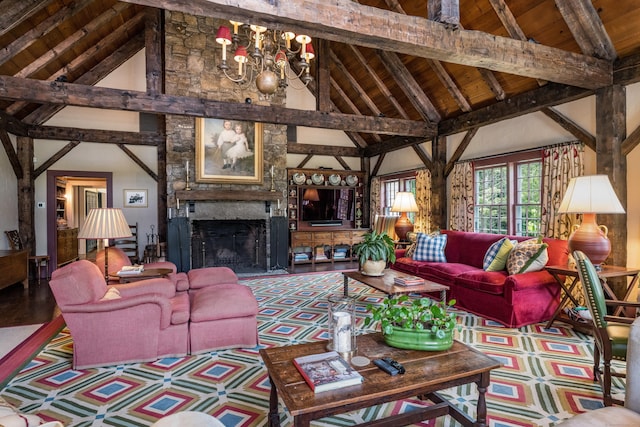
[191,220,267,273]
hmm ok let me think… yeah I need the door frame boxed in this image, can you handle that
[46,170,113,271]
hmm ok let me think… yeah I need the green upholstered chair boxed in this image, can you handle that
[574,250,640,406]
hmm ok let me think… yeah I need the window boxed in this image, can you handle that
[474,153,542,237]
[380,173,416,220]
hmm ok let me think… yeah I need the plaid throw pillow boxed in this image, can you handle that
[483,237,517,271]
[412,233,447,262]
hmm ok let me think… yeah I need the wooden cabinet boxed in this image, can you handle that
[55,178,68,228]
[290,229,367,271]
[0,249,28,290]
[57,228,78,267]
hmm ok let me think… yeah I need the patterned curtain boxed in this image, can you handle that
[414,169,431,233]
[369,176,381,225]
[448,161,474,231]
[540,142,584,239]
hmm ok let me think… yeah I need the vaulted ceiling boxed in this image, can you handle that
[2,0,640,158]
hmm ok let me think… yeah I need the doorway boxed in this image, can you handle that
[46,170,113,272]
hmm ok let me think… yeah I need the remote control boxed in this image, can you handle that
[373,357,405,375]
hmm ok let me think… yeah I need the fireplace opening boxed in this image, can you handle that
[191,220,267,274]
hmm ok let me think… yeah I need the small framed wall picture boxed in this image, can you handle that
[124,189,148,208]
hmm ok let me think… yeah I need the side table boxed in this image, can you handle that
[108,267,173,283]
[545,264,640,329]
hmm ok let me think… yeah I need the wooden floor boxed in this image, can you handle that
[0,261,358,327]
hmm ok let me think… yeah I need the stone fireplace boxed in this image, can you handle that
[191,219,267,274]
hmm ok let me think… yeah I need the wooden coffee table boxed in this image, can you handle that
[260,333,500,427]
[342,269,449,301]
[108,267,173,283]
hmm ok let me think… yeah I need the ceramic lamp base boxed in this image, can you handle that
[394,212,414,241]
[568,213,611,266]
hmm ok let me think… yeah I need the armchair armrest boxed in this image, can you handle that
[63,293,174,328]
[603,315,636,324]
[113,278,176,298]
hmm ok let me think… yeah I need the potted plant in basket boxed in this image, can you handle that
[353,230,396,276]
[364,295,461,351]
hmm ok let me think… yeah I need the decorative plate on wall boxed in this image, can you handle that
[293,172,306,185]
[311,173,325,185]
[346,175,359,186]
[328,174,341,185]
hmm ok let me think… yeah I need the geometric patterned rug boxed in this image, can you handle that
[0,271,625,426]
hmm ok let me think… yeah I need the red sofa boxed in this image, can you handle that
[391,230,569,328]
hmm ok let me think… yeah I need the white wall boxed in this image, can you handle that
[0,133,18,250]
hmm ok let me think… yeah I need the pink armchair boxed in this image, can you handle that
[96,247,189,291]
[49,260,190,369]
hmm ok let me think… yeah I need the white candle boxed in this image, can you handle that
[333,311,351,353]
[271,165,274,176]
[177,198,180,210]
[186,160,189,170]
[277,199,280,209]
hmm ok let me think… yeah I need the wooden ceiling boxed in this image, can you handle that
[2,0,640,158]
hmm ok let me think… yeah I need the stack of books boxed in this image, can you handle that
[293,351,363,393]
[333,247,348,260]
[117,265,144,276]
[393,275,424,286]
[294,253,310,262]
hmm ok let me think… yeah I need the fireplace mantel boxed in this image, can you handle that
[175,189,280,202]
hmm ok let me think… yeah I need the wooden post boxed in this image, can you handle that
[16,136,35,256]
[596,84,627,297]
[430,136,447,231]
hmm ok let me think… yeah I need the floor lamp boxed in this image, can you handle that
[558,175,625,267]
[78,208,132,280]
[391,192,419,241]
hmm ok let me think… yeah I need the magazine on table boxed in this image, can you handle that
[394,275,424,286]
[117,265,144,276]
[293,351,363,393]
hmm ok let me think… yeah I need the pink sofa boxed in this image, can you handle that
[49,260,190,369]
[391,230,569,328]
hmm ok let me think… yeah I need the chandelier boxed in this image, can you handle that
[215,21,314,96]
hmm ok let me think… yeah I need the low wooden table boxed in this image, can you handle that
[260,333,501,427]
[108,267,173,283]
[342,269,449,301]
[545,264,640,329]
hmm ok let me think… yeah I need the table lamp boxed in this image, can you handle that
[78,208,132,280]
[391,191,419,241]
[558,175,625,267]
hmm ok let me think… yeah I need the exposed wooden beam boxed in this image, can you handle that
[371,152,385,177]
[14,2,132,79]
[349,45,410,120]
[0,129,23,179]
[297,154,313,168]
[554,0,617,60]
[329,78,380,144]
[427,59,471,112]
[118,144,158,181]
[0,0,94,68]
[377,50,441,123]
[28,125,164,145]
[541,107,596,151]
[477,67,506,101]
[363,136,426,157]
[330,50,382,117]
[33,141,80,178]
[622,124,640,157]
[0,0,52,37]
[315,40,331,112]
[0,76,435,137]
[438,83,591,136]
[0,111,29,136]
[334,156,351,170]
[412,144,433,170]
[145,7,164,95]
[445,127,478,176]
[614,52,640,86]
[287,142,361,157]
[21,24,147,124]
[428,0,460,28]
[119,0,612,89]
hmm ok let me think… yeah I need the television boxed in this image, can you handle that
[299,187,355,226]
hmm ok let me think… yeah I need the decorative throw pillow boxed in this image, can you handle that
[506,238,549,275]
[483,237,517,271]
[412,233,447,262]
[404,231,419,258]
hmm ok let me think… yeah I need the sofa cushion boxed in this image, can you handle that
[483,237,517,271]
[507,238,549,275]
[455,270,509,295]
[169,292,190,325]
[413,233,447,262]
[187,267,238,289]
[416,262,479,286]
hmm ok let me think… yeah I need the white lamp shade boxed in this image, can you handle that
[390,192,419,213]
[558,175,625,214]
[78,208,132,239]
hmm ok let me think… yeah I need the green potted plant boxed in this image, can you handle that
[364,295,460,351]
[352,230,396,276]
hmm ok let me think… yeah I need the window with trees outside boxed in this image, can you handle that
[474,152,543,237]
[381,173,417,221]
